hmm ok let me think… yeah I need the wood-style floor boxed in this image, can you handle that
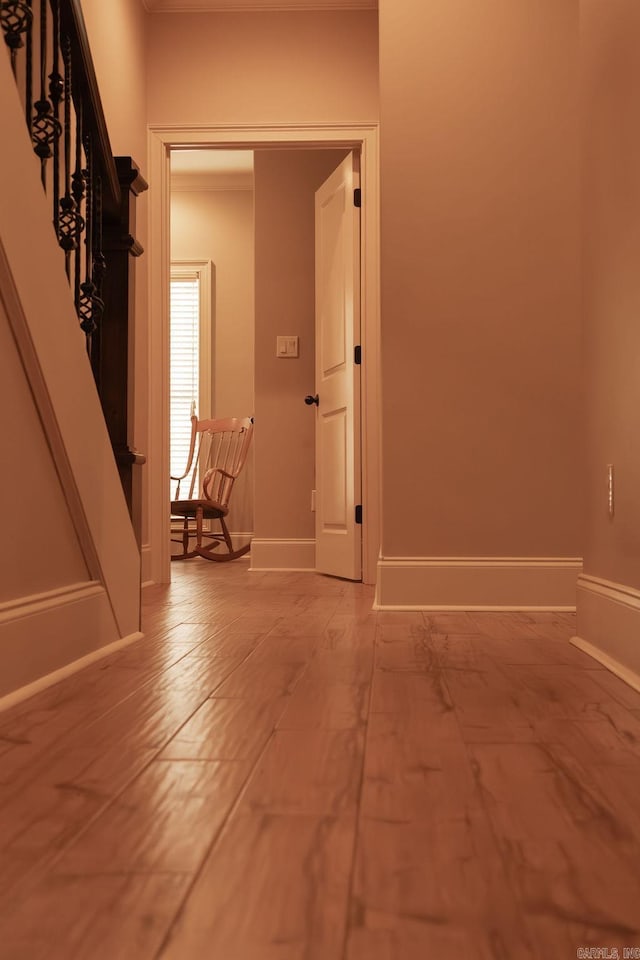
[1,562,640,959]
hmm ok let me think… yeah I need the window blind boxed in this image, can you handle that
[170,276,200,488]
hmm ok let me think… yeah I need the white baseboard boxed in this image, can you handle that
[375,557,582,610]
[0,582,142,709]
[249,538,315,571]
[141,542,153,587]
[572,574,640,687]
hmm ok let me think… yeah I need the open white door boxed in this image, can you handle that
[314,153,362,580]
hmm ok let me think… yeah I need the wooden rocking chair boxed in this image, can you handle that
[170,415,254,561]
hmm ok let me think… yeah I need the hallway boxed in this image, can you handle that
[1,562,640,958]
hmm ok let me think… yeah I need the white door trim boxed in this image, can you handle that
[147,122,380,585]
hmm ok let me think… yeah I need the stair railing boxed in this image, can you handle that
[2,0,146,538]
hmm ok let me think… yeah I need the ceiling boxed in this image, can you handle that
[171,150,254,176]
[143,0,376,10]
[171,149,254,188]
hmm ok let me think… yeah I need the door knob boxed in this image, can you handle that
[304,394,319,406]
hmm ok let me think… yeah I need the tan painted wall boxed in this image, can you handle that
[171,186,255,532]
[378,0,582,559]
[79,0,147,161]
[0,306,89,601]
[80,0,150,549]
[253,149,347,542]
[147,11,379,125]
[581,1,640,590]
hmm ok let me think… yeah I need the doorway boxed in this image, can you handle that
[169,150,255,550]
[147,123,380,586]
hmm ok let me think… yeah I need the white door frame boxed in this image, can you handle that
[147,122,380,585]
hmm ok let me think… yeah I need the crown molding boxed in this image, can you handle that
[142,0,376,11]
[170,171,253,191]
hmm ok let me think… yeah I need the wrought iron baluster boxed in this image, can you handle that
[25,0,33,135]
[0,0,32,77]
[49,0,63,235]
[32,0,58,185]
[72,93,83,316]
[79,129,97,351]
[57,32,82,279]
[92,172,105,332]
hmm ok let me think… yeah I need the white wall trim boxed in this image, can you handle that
[148,122,380,586]
[144,1,376,11]
[0,581,102,620]
[570,636,640,696]
[0,583,142,707]
[171,173,254,192]
[573,574,640,685]
[249,538,316,570]
[576,573,640,608]
[0,629,143,714]
[375,557,582,610]
[141,543,153,586]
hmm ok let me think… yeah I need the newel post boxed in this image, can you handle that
[95,156,148,545]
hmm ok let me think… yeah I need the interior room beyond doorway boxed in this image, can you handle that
[169,146,354,576]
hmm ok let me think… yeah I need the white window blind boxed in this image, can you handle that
[170,275,200,488]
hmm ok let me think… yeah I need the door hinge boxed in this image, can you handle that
[354,188,361,208]
[355,504,363,524]
[354,345,361,365]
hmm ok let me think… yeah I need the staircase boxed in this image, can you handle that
[0,0,145,707]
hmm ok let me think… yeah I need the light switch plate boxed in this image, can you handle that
[276,335,299,358]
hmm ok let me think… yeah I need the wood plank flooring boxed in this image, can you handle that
[1,562,640,959]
